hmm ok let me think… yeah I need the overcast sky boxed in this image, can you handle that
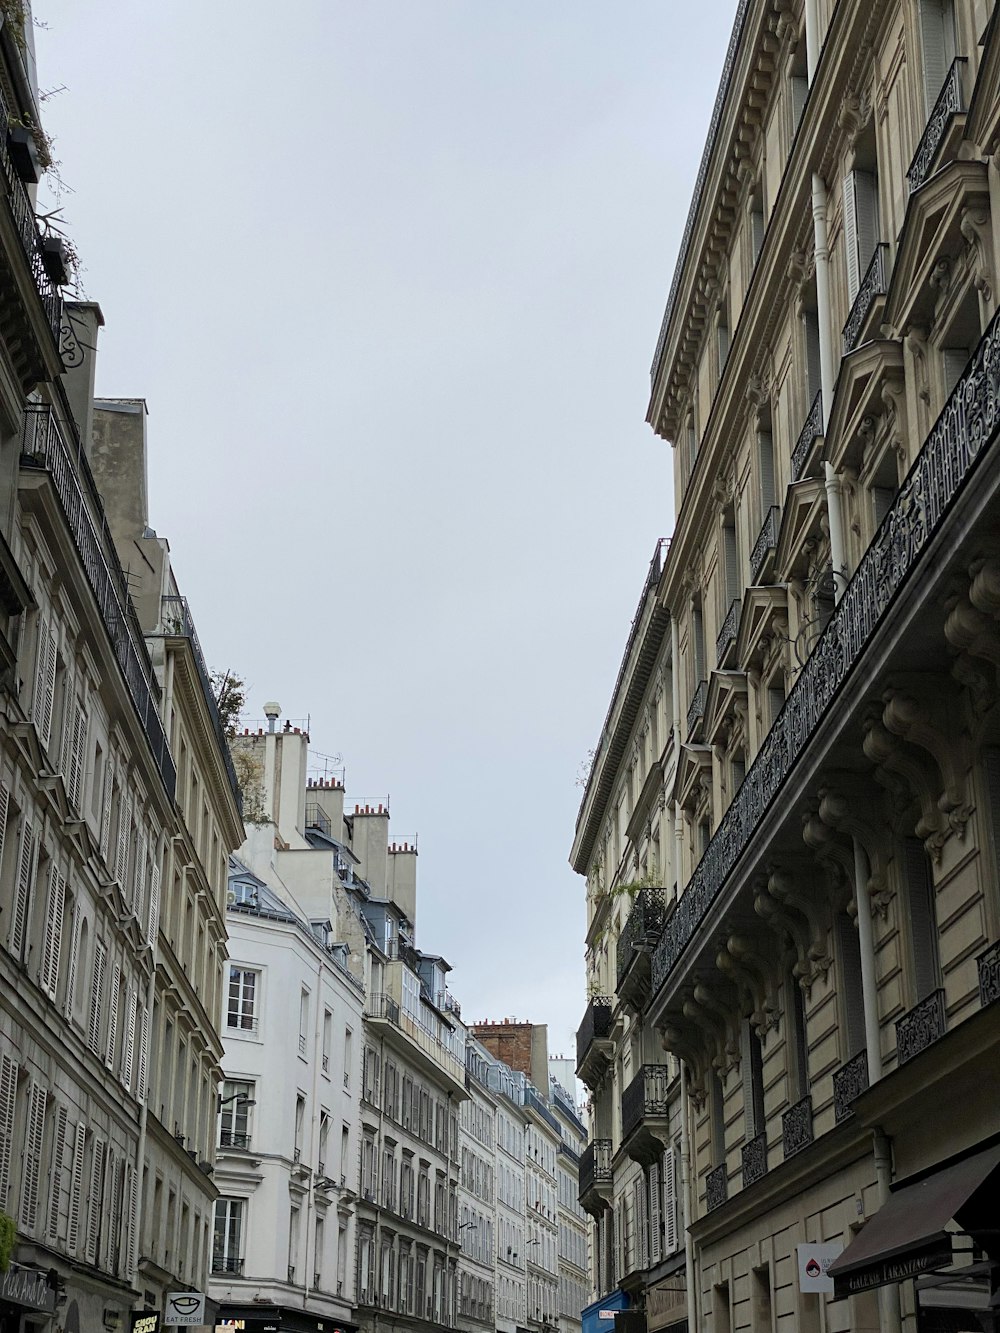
[36,1,733,1067]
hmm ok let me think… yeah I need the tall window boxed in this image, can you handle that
[787,974,810,1100]
[298,988,309,1056]
[212,1198,244,1273]
[902,839,940,1002]
[843,166,880,303]
[835,912,866,1057]
[757,426,776,517]
[918,0,956,112]
[227,967,259,1032]
[742,1020,765,1137]
[219,1080,254,1149]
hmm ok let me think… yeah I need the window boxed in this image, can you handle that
[742,1020,765,1137]
[219,1080,254,1149]
[343,1028,353,1089]
[835,911,866,1057]
[757,426,776,516]
[227,967,259,1033]
[212,1198,244,1274]
[843,167,880,303]
[902,838,940,1002]
[788,974,810,1100]
[918,0,956,112]
[294,1095,305,1162]
[322,1009,332,1074]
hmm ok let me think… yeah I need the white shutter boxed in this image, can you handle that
[68,701,88,810]
[147,860,160,946]
[32,621,58,748]
[47,1103,69,1241]
[19,1080,47,1230]
[132,829,147,925]
[121,983,137,1090]
[67,1121,86,1252]
[0,782,10,869]
[649,1159,662,1265]
[40,863,66,997]
[844,170,878,301]
[88,940,107,1053]
[919,0,955,112]
[843,172,860,300]
[9,818,38,959]
[757,432,776,513]
[106,964,122,1069]
[663,1148,678,1254]
[0,1052,17,1209]
[124,1162,137,1281]
[100,763,114,859]
[86,1137,106,1264]
[136,1004,150,1103]
[107,1150,121,1275]
[115,793,131,896]
[64,903,82,1020]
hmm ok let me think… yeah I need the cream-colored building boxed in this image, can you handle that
[576,0,1000,1328]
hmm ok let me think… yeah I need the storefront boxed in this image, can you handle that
[582,1289,629,1333]
[643,1273,687,1333]
[0,1264,56,1333]
[213,1307,358,1333]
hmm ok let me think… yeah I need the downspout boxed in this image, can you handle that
[679,1065,697,1333]
[804,0,820,80]
[873,1130,902,1333]
[670,617,684,899]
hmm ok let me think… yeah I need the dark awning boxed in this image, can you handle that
[829,1141,1000,1299]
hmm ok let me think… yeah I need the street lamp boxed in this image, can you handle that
[218,1092,256,1111]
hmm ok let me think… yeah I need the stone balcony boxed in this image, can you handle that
[620,1064,672,1165]
[578,1139,613,1216]
[616,889,670,1010]
[575,996,614,1090]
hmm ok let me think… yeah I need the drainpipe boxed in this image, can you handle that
[679,1065,698,1332]
[873,1130,902,1333]
[811,172,849,601]
[804,0,820,80]
[852,839,882,1084]
[670,618,685,899]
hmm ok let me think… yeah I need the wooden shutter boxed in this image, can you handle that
[919,0,955,112]
[146,861,160,947]
[904,838,940,1000]
[121,983,137,1090]
[88,941,107,1052]
[47,1103,68,1241]
[100,763,114,859]
[64,903,82,1020]
[844,170,879,301]
[67,1122,86,1251]
[757,432,776,513]
[67,701,88,810]
[32,621,57,748]
[132,830,147,925]
[20,1080,47,1230]
[106,964,122,1069]
[40,863,66,997]
[86,1137,108,1264]
[105,1148,120,1274]
[137,1004,150,1103]
[0,782,10,870]
[124,1162,137,1281]
[115,794,131,897]
[663,1148,678,1254]
[649,1159,662,1265]
[0,1052,17,1209]
[9,818,38,959]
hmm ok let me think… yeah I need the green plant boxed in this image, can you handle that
[211,669,246,740]
[0,1210,15,1272]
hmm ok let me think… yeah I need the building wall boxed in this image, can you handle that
[457,1068,497,1332]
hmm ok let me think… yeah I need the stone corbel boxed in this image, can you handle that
[968,553,1000,618]
[815,780,893,916]
[753,872,819,993]
[960,207,995,305]
[718,932,781,1039]
[861,711,950,860]
[767,864,834,980]
[681,989,736,1076]
[904,325,932,405]
[881,682,973,844]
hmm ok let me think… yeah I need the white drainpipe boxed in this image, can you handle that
[873,1130,903,1332]
[804,0,820,79]
[811,171,849,600]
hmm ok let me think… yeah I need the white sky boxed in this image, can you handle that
[36,1,734,1062]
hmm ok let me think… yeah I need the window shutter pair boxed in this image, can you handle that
[32,620,58,749]
[9,817,39,960]
[106,963,123,1069]
[0,1052,17,1209]
[86,1137,106,1264]
[88,941,108,1053]
[40,862,67,998]
[61,697,88,810]
[662,1149,678,1254]
[64,904,82,1020]
[121,983,138,1091]
[47,1104,69,1241]
[115,795,132,900]
[19,1080,48,1231]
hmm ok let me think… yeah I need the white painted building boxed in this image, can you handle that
[487,1057,528,1333]
[457,1038,498,1333]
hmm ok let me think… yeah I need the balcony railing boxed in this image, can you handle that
[741,1132,767,1188]
[686,679,708,736]
[524,1084,560,1134]
[832,1051,869,1124]
[706,1163,727,1211]
[20,404,176,799]
[896,988,946,1065]
[365,992,465,1084]
[782,1096,813,1158]
[616,889,670,988]
[651,309,1000,1002]
[621,1064,671,1143]
[212,1256,244,1275]
[219,1129,250,1150]
[749,506,780,583]
[843,243,889,355]
[978,941,1000,1007]
[575,996,613,1070]
[0,83,63,348]
[715,598,741,666]
[578,1139,613,1198]
[791,390,823,482]
[161,596,242,811]
[907,59,966,193]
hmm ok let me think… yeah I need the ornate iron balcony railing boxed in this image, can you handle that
[907,59,966,193]
[219,1129,251,1150]
[651,309,1000,1001]
[212,1256,244,1275]
[616,889,670,987]
[576,996,613,1069]
[896,988,946,1065]
[621,1064,671,1142]
[20,404,176,800]
[832,1051,869,1124]
[715,598,741,666]
[706,1163,727,1211]
[686,680,708,736]
[791,390,823,482]
[782,1096,813,1158]
[978,941,1000,1007]
[741,1131,767,1188]
[524,1084,561,1134]
[749,505,781,584]
[578,1139,613,1198]
[843,243,889,355]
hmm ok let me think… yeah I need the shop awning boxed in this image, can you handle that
[829,1141,1000,1299]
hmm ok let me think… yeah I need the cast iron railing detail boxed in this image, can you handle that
[212,1256,244,1275]
[896,988,946,1065]
[686,680,708,736]
[716,598,741,666]
[741,1132,767,1188]
[578,1139,613,1198]
[833,1051,869,1123]
[978,941,1000,1007]
[907,59,966,193]
[750,506,781,583]
[0,84,63,348]
[20,404,176,799]
[651,310,1000,1001]
[219,1129,251,1149]
[616,889,670,987]
[792,390,823,482]
[576,996,613,1069]
[706,1163,728,1211]
[843,243,890,355]
[782,1096,813,1158]
[524,1084,560,1134]
[621,1065,671,1143]
[161,596,242,811]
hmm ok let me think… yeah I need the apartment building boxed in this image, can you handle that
[575,0,1000,1328]
[457,1038,498,1333]
[548,1079,588,1333]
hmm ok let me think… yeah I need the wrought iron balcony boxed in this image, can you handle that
[20,404,176,800]
[706,1163,727,1212]
[616,889,670,1007]
[686,679,708,738]
[578,1139,613,1214]
[219,1129,251,1150]
[907,59,966,193]
[741,1132,767,1188]
[576,996,614,1088]
[212,1256,244,1275]
[843,243,889,355]
[651,308,1000,1003]
[782,1096,813,1158]
[365,992,466,1087]
[621,1065,671,1164]
[715,598,741,667]
[833,1051,869,1124]
[749,506,780,583]
[524,1084,561,1134]
[896,988,946,1065]
[791,390,823,482]
[978,941,1000,1007]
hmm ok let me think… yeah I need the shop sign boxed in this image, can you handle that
[0,1263,56,1313]
[832,1241,952,1299]
[129,1313,161,1333]
[646,1277,687,1330]
[164,1293,206,1326]
[797,1243,844,1294]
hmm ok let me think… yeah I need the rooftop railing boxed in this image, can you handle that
[366,992,465,1084]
